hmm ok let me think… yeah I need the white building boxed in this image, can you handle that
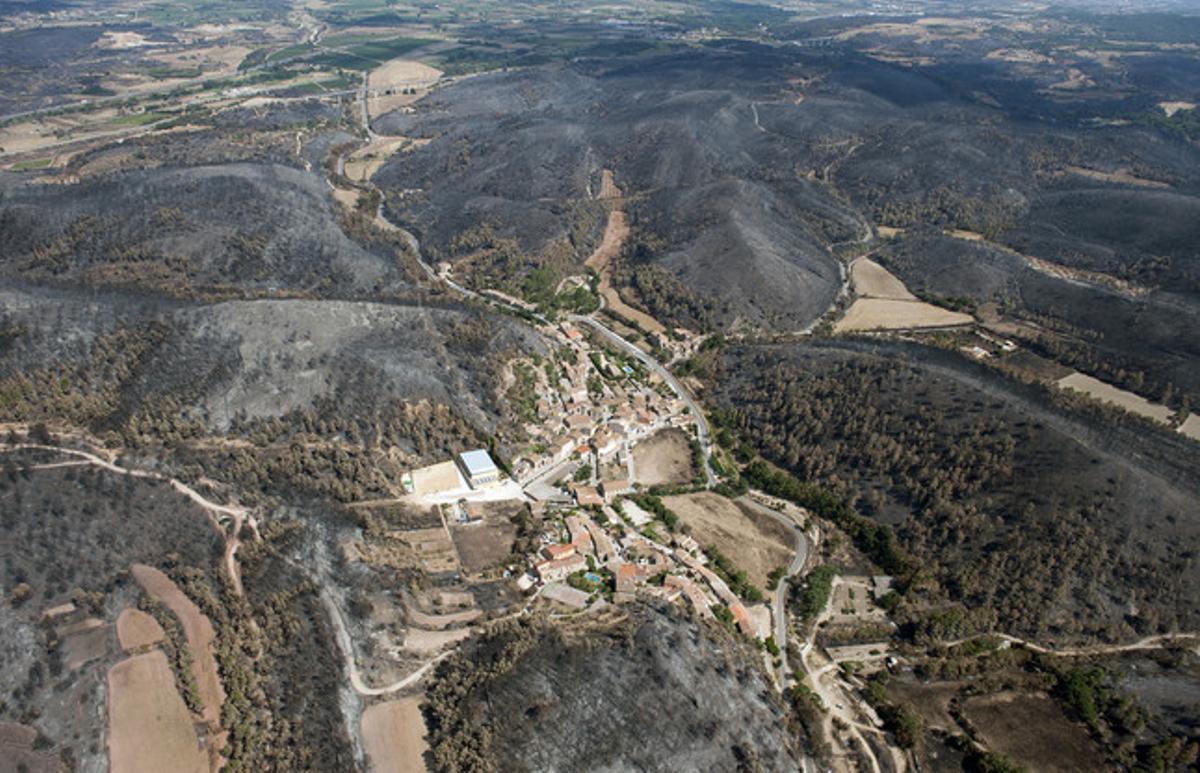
[456,449,501,489]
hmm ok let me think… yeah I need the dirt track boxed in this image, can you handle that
[583,170,665,334]
[0,436,248,595]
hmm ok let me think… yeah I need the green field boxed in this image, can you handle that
[10,158,52,171]
[112,111,170,127]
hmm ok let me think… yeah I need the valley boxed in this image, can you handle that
[1,1,1199,772]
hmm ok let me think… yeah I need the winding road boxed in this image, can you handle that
[321,590,453,696]
[568,314,717,486]
[739,493,811,681]
[0,438,249,595]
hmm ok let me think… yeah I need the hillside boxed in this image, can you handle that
[713,340,1200,642]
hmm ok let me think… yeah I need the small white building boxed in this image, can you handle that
[456,449,501,489]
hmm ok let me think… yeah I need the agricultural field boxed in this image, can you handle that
[1056,372,1175,426]
[961,691,1107,772]
[448,501,521,575]
[131,564,225,729]
[660,492,792,590]
[834,298,973,332]
[849,258,916,300]
[361,698,429,773]
[116,608,167,653]
[837,259,972,331]
[106,651,208,773]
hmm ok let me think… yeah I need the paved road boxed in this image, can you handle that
[740,494,809,680]
[521,455,580,502]
[568,314,717,486]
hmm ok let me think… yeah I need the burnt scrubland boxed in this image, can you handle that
[0,288,542,501]
[372,50,857,330]
[712,340,1200,642]
[1,1,1200,771]
[375,33,1200,387]
[0,461,223,770]
[0,162,419,298]
[0,449,359,770]
[876,637,1200,772]
[423,603,800,772]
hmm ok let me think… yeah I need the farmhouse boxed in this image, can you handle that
[599,478,631,502]
[584,518,618,564]
[456,449,501,489]
[615,563,647,594]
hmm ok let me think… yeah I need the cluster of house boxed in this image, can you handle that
[519,502,771,640]
[510,321,694,482]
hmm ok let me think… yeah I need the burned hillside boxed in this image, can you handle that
[424,604,801,772]
[713,340,1200,642]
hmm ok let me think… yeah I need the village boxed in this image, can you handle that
[394,315,776,641]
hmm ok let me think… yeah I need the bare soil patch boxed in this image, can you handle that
[404,626,471,654]
[131,564,225,728]
[1047,67,1096,90]
[1179,414,1200,441]
[850,257,915,300]
[450,520,516,575]
[62,621,111,670]
[345,136,425,182]
[886,680,963,732]
[117,608,166,653]
[369,92,423,119]
[985,48,1053,64]
[632,428,695,487]
[583,171,665,334]
[660,492,792,589]
[331,184,361,210]
[370,60,442,89]
[97,31,162,49]
[106,651,208,773]
[598,169,620,200]
[962,691,1106,772]
[151,44,251,74]
[836,18,984,44]
[1057,372,1173,425]
[1160,101,1196,117]
[591,211,665,334]
[0,721,62,773]
[1062,165,1170,189]
[362,698,430,773]
[835,298,972,332]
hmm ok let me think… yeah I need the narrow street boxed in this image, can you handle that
[568,314,717,486]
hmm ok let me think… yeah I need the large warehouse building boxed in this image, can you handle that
[456,449,501,489]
